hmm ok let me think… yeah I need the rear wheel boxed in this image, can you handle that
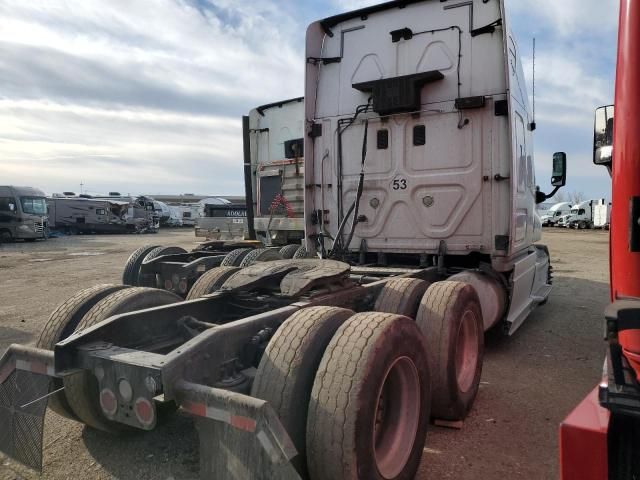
[578,220,588,230]
[138,246,188,287]
[375,278,430,318]
[416,281,483,420]
[279,244,301,259]
[64,288,182,432]
[122,245,159,285]
[0,230,11,242]
[239,247,282,267]
[36,284,128,420]
[186,266,240,300]
[293,245,308,259]
[220,248,254,267]
[252,306,353,475]
[307,312,430,480]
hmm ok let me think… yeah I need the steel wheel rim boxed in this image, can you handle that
[455,310,479,393]
[373,356,421,479]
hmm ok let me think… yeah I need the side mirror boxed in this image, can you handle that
[594,105,614,166]
[552,152,567,187]
[536,152,567,204]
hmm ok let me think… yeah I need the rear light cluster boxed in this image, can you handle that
[98,375,155,428]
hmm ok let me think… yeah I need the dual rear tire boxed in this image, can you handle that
[38,286,182,432]
[253,307,431,480]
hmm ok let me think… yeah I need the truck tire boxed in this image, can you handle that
[307,312,430,480]
[416,281,483,420]
[220,248,254,267]
[239,247,282,267]
[122,245,160,285]
[252,306,353,475]
[292,245,308,259]
[138,246,188,286]
[64,288,182,432]
[578,220,588,230]
[186,266,240,300]
[36,284,128,420]
[375,278,430,318]
[279,244,301,259]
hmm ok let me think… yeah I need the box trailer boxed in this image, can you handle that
[0,2,567,479]
[592,200,611,229]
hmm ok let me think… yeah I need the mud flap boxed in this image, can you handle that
[0,345,56,471]
[176,381,301,480]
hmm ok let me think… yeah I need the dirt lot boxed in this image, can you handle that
[0,228,610,480]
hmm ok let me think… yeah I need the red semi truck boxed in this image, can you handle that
[560,0,640,478]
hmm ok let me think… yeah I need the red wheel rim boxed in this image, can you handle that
[373,356,421,479]
[455,310,479,393]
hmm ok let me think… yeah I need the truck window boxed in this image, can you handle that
[579,209,585,215]
[96,208,106,215]
[20,197,47,215]
[0,197,16,212]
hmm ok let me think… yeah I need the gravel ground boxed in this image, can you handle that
[0,228,609,480]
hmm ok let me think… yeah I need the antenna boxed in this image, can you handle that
[80,181,84,194]
[531,37,536,130]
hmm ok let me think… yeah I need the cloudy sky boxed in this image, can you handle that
[0,0,618,198]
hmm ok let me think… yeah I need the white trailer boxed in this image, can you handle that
[593,200,611,229]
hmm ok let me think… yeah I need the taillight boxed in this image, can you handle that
[135,397,154,427]
[100,389,117,416]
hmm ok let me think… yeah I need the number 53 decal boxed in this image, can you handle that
[392,177,408,191]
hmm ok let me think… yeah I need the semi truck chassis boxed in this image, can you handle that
[0,259,453,479]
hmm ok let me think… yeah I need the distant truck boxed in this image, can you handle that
[194,197,247,239]
[246,97,305,246]
[0,185,48,242]
[541,202,573,226]
[562,199,606,229]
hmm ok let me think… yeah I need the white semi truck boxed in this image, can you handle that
[0,2,566,479]
[246,97,305,246]
[541,201,573,226]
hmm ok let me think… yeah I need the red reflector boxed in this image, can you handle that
[230,415,257,432]
[100,389,117,416]
[135,397,155,427]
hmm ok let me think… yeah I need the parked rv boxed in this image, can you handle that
[47,196,129,233]
[246,97,305,246]
[541,202,573,226]
[93,195,159,232]
[0,185,48,242]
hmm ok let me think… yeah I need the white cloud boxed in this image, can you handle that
[0,0,304,195]
[508,0,618,35]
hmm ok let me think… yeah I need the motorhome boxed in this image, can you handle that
[47,196,129,233]
[541,202,573,226]
[0,185,48,242]
[246,97,305,246]
[93,194,159,232]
